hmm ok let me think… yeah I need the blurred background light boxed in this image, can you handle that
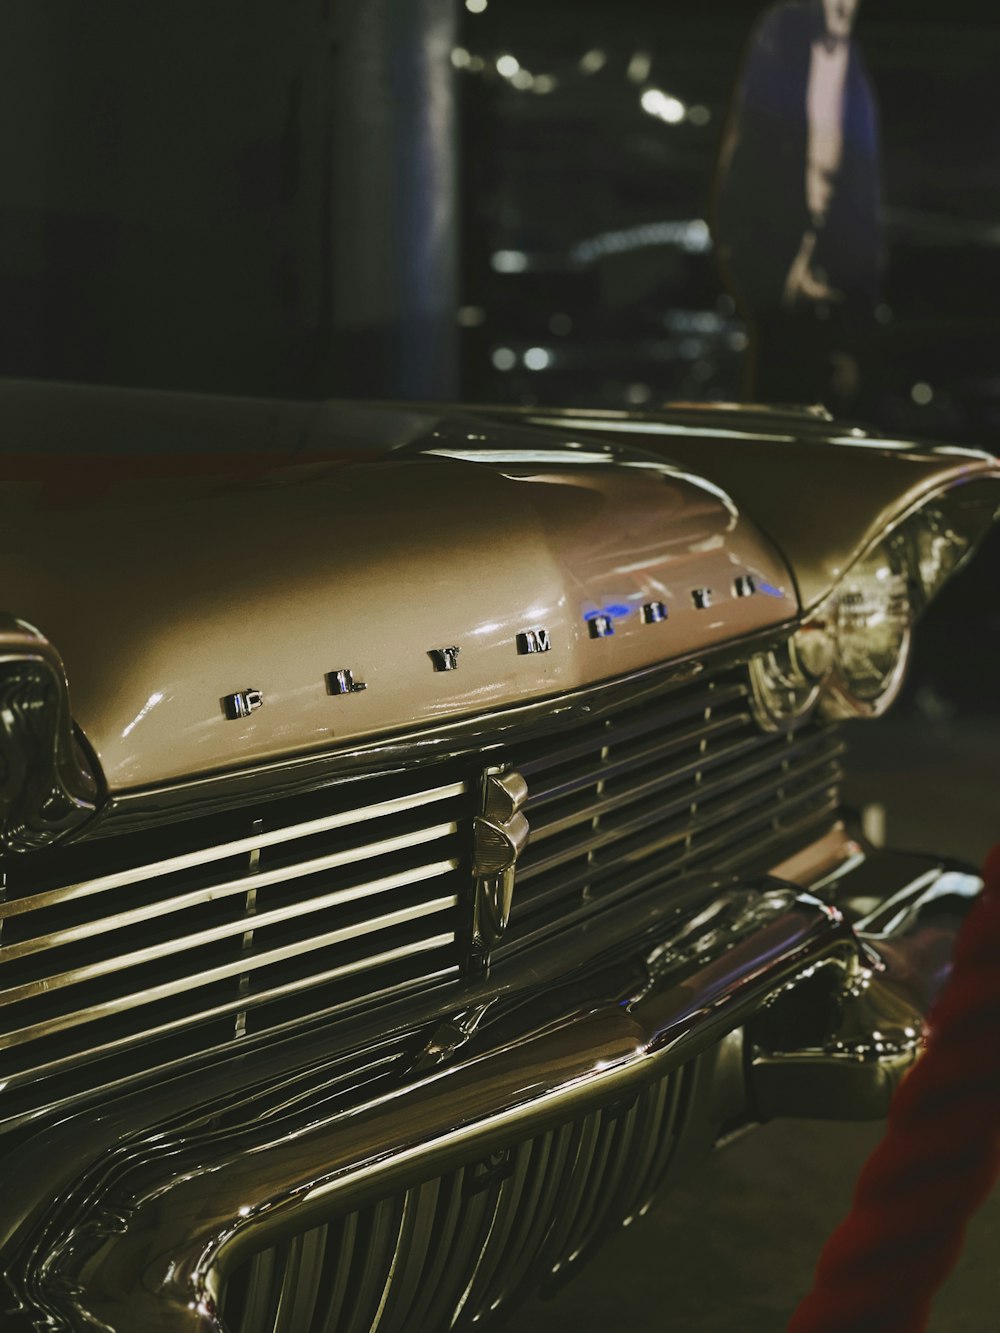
[640,88,687,124]
[627,52,652,84]
[571,219,711,265]
[524,346,552,370]
[491,249,529,273]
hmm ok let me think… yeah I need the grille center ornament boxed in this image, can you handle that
[471,766,529,973]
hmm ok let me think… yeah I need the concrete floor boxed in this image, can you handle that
[508,713,1000,1332]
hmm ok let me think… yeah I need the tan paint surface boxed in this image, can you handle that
[496,405,1000,611]
[1,430,795,791]
[12,385,992,798]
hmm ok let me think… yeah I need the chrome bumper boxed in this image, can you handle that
[1,845,981,1333]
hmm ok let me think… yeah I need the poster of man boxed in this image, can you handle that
[713,0,883,413]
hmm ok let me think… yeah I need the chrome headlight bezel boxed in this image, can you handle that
[750,480,997,726]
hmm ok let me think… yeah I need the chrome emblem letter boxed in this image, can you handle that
[429,646,461,672]
[471,766,529,972]
[588,614,615,639]
[327,669,367,695]
[692,588,713,610]
[734,575,756,598]
[223,688,264,720]
[642,600,668,624]
[517,628,551,655]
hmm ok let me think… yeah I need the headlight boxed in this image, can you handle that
[819,537,913,717]
[910,504,971,604]
[750,489,986,725]
[748,643,821,733]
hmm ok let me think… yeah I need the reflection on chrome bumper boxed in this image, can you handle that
[752,857,981,1121]
[3,849,981,1333]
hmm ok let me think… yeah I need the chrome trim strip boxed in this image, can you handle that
[524,713,749,809]
[520,731,841,868]
[0,881,459,1048]
[2,958,459,1102]
[0,781,465,921]
[525,703,752,794]
[0,618,100,851]
[0,821,459,964]
[513,782,840,923]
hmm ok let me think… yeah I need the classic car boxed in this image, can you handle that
[0,378,996,1333]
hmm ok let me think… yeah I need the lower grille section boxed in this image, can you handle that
[220,1062,694,1333]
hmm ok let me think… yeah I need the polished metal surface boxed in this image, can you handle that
[2,651,831,1126]
[587,615,615,639]
[499,663,843,954]
[0,616,99,851]
[428,647,460,672]
[471,768,530,970]
[515,628,552,655]
[751,863,984,1120]
[327,670,368,696]
[220,1062,694,1333]
[0,775,468,1123]
[6,848,975,1333]
[224,689,264,721]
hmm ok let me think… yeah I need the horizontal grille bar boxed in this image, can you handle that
[1,884,458,1047]
[503,668,843,945]
[0,782,466,923]
[0,774,470,1124]
[0,823,458,967]
[3,943,456,1094]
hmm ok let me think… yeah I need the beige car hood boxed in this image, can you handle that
[491,403,1000,612]
[0,387,801,792]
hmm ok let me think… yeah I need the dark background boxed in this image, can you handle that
[4,1,1000,433]
[2,0,999,706]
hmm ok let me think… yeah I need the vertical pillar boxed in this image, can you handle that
[327,0,458,400]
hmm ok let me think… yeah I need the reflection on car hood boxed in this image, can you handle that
[0,384,797,791]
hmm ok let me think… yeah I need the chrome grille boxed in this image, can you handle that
[501,668,844,951]
[221,1062,693,1333]
[0,775,469,1126]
